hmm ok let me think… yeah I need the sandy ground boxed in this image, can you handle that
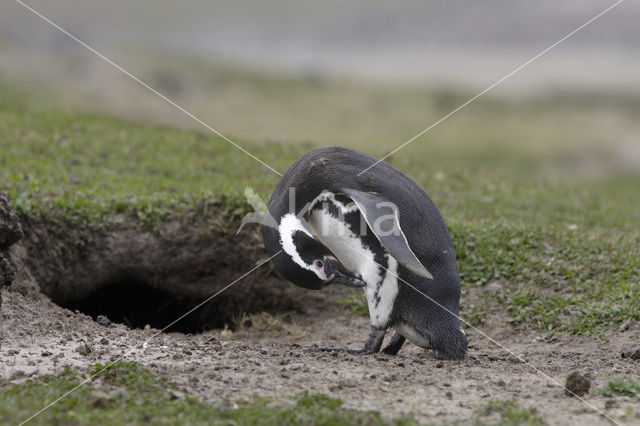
[2,279,640,426]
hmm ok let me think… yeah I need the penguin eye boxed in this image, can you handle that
[313,260,324,269]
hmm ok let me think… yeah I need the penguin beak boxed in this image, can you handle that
[322,258,366,288]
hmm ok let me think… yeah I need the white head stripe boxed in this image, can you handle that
[279,213,315,272]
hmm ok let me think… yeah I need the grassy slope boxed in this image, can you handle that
[0,106,291,227]
[2,101,639,335]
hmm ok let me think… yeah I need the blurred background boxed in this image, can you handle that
[1,0,639,178]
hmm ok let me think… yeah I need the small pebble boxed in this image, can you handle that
[96,315,111,327]
[10,370,25,380]
[169,391,184,400]
[7,349,19,355]
[565,371,591,397]
[76,345,92,356]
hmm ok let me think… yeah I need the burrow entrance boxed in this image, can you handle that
[53,271,302,335]
[21,218,300,335]
[64,276,225,334]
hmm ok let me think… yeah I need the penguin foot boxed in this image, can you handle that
[319,347,378,355]
[346,347,380,355]
[381,331,406,356]
[320,326,387,355]
[319,347,346,353]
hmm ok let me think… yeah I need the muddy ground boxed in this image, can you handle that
[2,267,640,425]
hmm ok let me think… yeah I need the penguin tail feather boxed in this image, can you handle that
[430,327,468,361]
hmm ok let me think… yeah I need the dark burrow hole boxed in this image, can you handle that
[65,276,227,334]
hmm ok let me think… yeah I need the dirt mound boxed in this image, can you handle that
[0,193,23,250]
[2,194,301,332]
[565,371,591,397]
[0,192,25,312]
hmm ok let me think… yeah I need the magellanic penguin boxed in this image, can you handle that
[262,146,467,360]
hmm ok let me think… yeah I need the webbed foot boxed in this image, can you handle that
[320,347,378,355]
[381,331,406,355]
[320,326,386,355]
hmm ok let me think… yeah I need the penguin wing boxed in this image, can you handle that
[339,188,433,279]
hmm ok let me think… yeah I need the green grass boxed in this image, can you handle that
[475,399,546,425]
[454,221,640,335]
[596,380,640,398]
[337,290,369,316]
[1,75,640,335]
[0,106,294,232]
[0,362,416,425]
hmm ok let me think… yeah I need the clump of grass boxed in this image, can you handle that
[596,380,640,398]
[338,290,369,316]
[284,392,416,425]
[0,362,416,425]
[462,300,492,327]
[475,399,546,425]
[452,221,640,335]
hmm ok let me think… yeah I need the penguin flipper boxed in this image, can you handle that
[339,188,434,280]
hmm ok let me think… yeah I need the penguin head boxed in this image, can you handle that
[275,214,365,290]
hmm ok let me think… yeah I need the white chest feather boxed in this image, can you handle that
[307,207,398,328]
